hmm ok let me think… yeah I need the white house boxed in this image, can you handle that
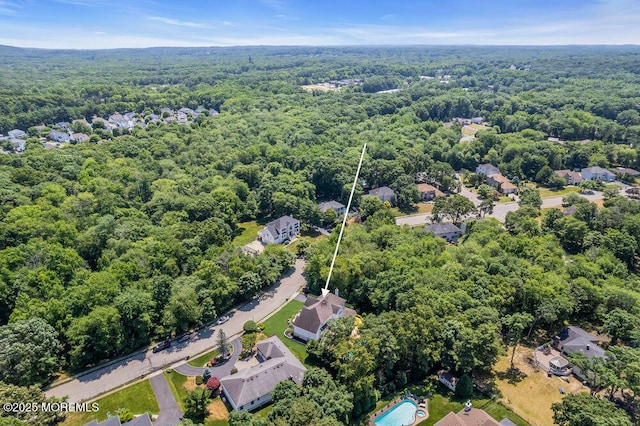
[258,215,300,244]
[220,336,306,412]
[475,163,501,176]
[580,166,616,182]
[437,370,458,392]
[292,291,356,342]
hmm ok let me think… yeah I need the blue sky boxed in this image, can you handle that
[0,0,639,49]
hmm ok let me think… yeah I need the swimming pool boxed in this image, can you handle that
[374,399,418,426]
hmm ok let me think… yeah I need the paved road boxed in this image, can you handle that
[396,190,606,226]
[173,338,242,377]
[45,259,308,403]
[150,374,182,426]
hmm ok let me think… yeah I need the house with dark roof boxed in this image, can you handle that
[368,186,396,204]
[258,215,300,244]
[220,336,306,412]
[416,184,444,201]
[292,291,356,342]
[554,170,583,185]
[318,200,346,216]
[424,223,463,244]
[581,166,616,182]
[84,412,152,426]
[475,163,500,176]
[615,167,640,177]
[553,326,607,380]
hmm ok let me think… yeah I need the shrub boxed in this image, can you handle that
[231,367,238,374]
[195,376,203,385]
[207,376,221,391]
[243,320,258,334]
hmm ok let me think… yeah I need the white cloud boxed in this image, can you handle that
[147,16,210,28]
[0,1,20,15]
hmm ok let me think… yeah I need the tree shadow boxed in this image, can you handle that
[495,367,528,385]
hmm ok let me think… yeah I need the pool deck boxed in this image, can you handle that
[369,395,429,426]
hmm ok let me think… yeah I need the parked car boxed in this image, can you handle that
[216,315,230,325]
[178,333,192,343]
[152,341,171,353]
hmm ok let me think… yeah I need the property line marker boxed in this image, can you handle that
[322,143,367,298]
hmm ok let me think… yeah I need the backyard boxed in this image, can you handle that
[493,345,588,426]
[232,220,263,247]
[62,380,159,426]
[165,371,229,426]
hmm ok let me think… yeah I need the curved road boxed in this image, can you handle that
[396,190,606,227]
[45,259,307,403]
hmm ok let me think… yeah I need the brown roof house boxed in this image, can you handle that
[416,184,445,201]
[554,170,583,185]
[292,290,356,342]
[435,402,512,426]
[220,336,306,412]
[486,174,517,194]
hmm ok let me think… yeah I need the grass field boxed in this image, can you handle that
[232,221,263,247]
[260,299,308,363]
[63,380,159,426]
[493,345,588,426]
[538,186,581,198]
[188,348,220,368]
[392,202,434,217]
[462,124,485,136]
[421,391,528,426]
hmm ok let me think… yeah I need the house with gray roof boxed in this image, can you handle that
[318,200,346,216]
[475,163,500,176]
[49,130,71,143]
[8,129,27,139]
[581,166,616,182]
[553,326,607,380]
[292,290,356,342]
[84,412,152,426]
[424,222,463,243]
[220,336,306,412]
[368,186,396,204]
[258,215,300,244]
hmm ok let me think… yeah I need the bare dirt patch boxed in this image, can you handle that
[205,397,229,423]
[183,376,198,392]
[494,346,589,426]
[301,84,339,92]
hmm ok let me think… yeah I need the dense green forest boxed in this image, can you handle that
[1,45,640,425]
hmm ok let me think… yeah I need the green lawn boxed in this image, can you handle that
[232,221,263,247]
[260,299,308,363]
[164,370,190,410]
[422,390,528,426]
[63,380,159,426]
[538,186,581,198]
[188,348,220,368]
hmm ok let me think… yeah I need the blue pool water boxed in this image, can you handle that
[374,400,418,426]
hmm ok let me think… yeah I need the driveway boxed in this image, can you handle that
[242,239,265,254]
[150,374,182,426]
[46,259,308,403]
[173,338,242,377]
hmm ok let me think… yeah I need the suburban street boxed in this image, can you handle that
[396,189,607,227]
[45,258,308,403]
